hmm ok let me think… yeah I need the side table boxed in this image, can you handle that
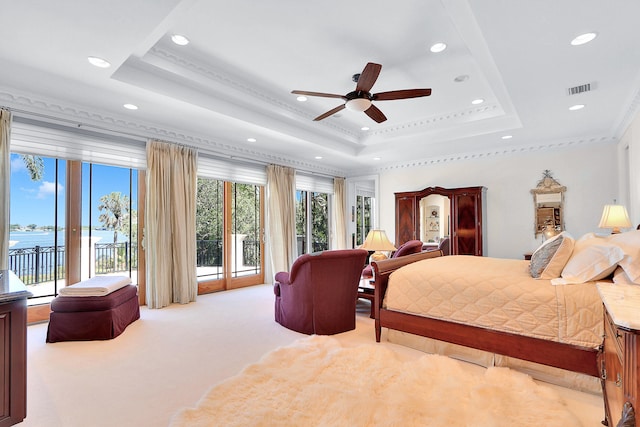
[357,276,375,318]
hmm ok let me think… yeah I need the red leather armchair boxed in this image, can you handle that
[273,249,368,335]
[362,239,423,278]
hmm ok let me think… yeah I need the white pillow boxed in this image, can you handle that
[606,230,640,283]
[529,231,574,279]
[612,266,638,285]
[551,233,624,285]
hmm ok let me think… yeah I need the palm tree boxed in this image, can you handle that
[19,154,44,181]
[98,192,130,243]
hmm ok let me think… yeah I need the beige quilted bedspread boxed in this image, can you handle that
[384,255,603,348]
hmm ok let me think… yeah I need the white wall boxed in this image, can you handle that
[619,111,640,226]
[377,143,619,259]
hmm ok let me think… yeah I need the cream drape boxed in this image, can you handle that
[145,140,198,309]
[333,177,347,249]
[266,164,297,274]
[0,109,11,270]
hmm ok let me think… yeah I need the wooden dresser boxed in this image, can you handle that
[0,271,30,427]
[597,282,640,427]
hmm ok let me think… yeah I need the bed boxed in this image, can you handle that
[371,230,640,383]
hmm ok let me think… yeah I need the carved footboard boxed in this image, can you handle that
[371,251,600,377]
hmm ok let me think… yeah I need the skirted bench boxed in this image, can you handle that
[46,276,140,343]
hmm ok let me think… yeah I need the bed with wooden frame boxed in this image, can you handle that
[371,250,601,378]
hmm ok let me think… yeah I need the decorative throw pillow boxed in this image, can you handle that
[606,230,640,284]
[551,233,624,285]
[529,231,574,279]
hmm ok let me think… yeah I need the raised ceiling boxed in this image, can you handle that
[1,0,639,176]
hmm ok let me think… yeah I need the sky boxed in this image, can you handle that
[10,154,138,228]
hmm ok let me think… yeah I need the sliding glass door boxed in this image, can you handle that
[9,155,140,305]
[296,190,330,256]
[196,178,264,293]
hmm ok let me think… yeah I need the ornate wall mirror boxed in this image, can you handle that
[531,170,566,238]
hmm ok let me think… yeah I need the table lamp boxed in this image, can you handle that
[598,204,631,234]
[360,229,397,261]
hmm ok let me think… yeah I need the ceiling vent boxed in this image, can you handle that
[566,82,595,96]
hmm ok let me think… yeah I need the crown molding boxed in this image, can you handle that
[0,89,346,177]
[347,135,616,176]
[147,45,360,140]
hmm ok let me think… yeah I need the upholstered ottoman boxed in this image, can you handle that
[46,284,140,343]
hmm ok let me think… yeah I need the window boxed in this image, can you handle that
[196,178,264,293]
[9,154,139,305]
[355,194,373,246]
[296,190,330,255]
[9,155,65,304]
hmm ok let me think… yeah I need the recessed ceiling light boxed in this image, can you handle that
[296,96,308,102]
[87,56,111,68]
[430,42,447,53]
[247,138,257,143]
[471,98,484,105]
[501,135,513,140]
[315,156,323,160]
[570,32,597,46]
[569,104,585,111]
[171,34,190,46]
[123,104,138,110]
[361,126,370,131]
[454,75,469,83]
[373,157,381,161]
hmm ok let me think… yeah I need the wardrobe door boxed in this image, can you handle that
[395,195,417,246]
[452,189,484,256]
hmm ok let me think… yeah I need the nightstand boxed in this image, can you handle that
[597,282,640,427]
[357,277,375,318]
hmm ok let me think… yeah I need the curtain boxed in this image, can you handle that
[266,164,297,275]
[0,109,11,270]
[333,177,347,249]
[145,140,198,308]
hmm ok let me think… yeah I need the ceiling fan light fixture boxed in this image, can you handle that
[345,98,371,112]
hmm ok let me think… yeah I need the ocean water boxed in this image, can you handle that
[9,230,130,249]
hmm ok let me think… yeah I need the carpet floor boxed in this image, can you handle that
[22,284,605,426]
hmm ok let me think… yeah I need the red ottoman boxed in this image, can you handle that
[46,284,140,343]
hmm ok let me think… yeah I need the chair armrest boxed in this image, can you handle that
[274,271,290,284]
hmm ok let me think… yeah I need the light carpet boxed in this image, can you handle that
[171,335,581,427]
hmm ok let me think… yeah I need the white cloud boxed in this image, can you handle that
[11,157,26,173]
[36,181,63,199]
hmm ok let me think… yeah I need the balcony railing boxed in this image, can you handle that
[8,245,65,285]
[8,238,261,286]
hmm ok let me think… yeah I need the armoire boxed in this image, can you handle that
[395,186,486,256]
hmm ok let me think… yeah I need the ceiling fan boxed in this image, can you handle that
[292,62,432,123]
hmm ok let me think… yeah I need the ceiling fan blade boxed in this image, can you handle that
[364,104,387,123]
[355,62,382,93]
[373,88,432,101]
[313,104,346,121]
[292,90,345,99]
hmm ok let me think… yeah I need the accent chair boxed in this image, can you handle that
[273,249,368,335]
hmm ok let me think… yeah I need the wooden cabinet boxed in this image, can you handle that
[598,283,640,427]
[395,186,486,256]
[0,272,29,427]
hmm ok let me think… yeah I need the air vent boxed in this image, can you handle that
[566,82,595,96]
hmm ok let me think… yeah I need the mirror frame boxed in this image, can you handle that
[531,170,566,237]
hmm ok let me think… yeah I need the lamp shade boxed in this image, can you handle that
[361,230,396,251]
[360,230,397,262]
[598,204,632,234]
